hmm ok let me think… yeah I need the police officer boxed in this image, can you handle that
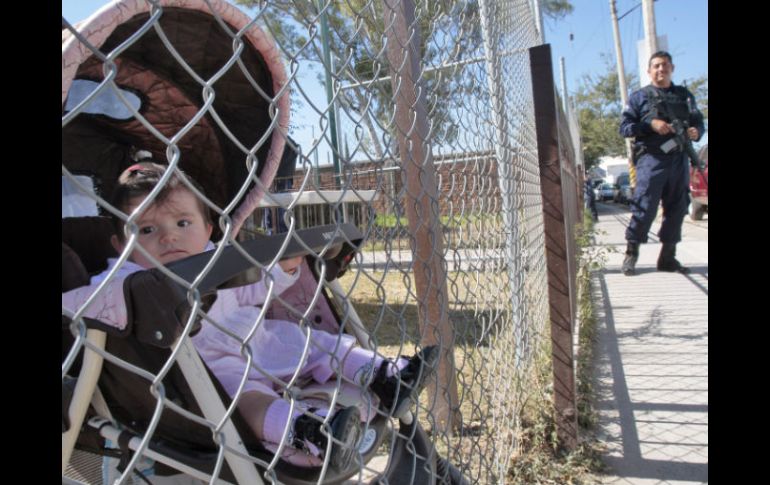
[584,177,598,222]
[619,51,705,276]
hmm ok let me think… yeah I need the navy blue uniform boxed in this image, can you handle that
[619,84,704,244]
[584,179,598,220]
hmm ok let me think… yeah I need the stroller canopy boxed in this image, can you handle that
[62,0,290,236]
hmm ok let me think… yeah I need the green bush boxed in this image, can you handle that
[507,208,609,484]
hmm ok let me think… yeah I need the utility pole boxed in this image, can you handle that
[609,1,630,111]
[609,0,634,185]
[533,0,545,43]
[642,0,658,57]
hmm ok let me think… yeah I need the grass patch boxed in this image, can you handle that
[372,212,501,229]
[337,267,522,483]
[574,210,607,431]
[337,212,611,482]
[337,269,507,347]
[373,214,408,228]
[505,209,610,484]
[363,212,507,252]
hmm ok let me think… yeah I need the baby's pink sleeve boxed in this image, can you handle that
[62,278,129,330]
[232,265,301,307]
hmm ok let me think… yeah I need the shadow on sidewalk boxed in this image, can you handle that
[592,272,709,484]
[603,265,708,277]
[601,266,708,297]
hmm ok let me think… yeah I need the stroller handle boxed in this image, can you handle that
[166,223,364,293]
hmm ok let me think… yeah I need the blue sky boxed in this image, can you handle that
[545,0,708,96]
[63,0,708,161]
[63,0,708,91]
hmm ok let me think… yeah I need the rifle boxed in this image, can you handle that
[670,119,708,186]
[670,119,704,170]
[648,85,707,181]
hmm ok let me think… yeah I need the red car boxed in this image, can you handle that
[689,144,708,220]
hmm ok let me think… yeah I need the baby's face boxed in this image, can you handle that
[115,189,213,268]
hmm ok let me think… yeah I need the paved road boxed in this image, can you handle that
[591,202,708,485]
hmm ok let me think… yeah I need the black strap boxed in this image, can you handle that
[116,429,136,473]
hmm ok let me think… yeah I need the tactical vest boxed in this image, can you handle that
[643,85,691,123]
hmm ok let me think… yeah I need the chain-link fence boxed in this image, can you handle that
[62,1,583,484]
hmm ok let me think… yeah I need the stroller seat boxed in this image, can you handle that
[62,216,396,484]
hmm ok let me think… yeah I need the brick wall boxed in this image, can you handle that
[281,152,502,217]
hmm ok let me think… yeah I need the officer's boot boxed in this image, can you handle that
[622,242,639,276]
[657,243,691,274]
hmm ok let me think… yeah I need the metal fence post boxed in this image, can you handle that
[529,43,578,450]
[381,0,460,434]
[317,0,341,189]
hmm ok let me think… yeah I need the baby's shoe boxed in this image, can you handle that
[369,345,440,419]
[292,406,362,472]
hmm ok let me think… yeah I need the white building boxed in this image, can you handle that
[597,156,630,184]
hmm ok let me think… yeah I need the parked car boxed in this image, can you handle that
[595,183,618,202]
[613,173,630,203]
[689,144,708,220]
[619,184,633,204]
[602,172,628,204]
[614,183,631,204]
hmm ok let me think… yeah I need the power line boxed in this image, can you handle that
[618,0,658,21]
[617,1,641,21]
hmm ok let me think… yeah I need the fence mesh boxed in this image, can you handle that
[62,1,578,483]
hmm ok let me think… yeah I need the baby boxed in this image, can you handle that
[62,162,437,472]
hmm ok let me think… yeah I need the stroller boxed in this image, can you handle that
[62,1,467,484]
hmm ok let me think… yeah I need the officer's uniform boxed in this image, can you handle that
[619,83,704,245]
[584,179,598,221]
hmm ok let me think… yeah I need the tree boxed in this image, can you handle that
[542,0,574,20]
[574,55,634,169]
[236,0,487,161]
[236,0,573,160]
[683,75,708,121]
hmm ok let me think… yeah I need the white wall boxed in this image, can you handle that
[598,156,630,184]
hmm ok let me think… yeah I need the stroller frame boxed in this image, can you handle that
[62,223,404,485]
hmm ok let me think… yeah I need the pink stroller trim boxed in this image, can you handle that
[62,0,291,237]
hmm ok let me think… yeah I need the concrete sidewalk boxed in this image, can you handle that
[590,203,708,485]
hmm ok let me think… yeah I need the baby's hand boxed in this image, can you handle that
[279,256,303,275]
